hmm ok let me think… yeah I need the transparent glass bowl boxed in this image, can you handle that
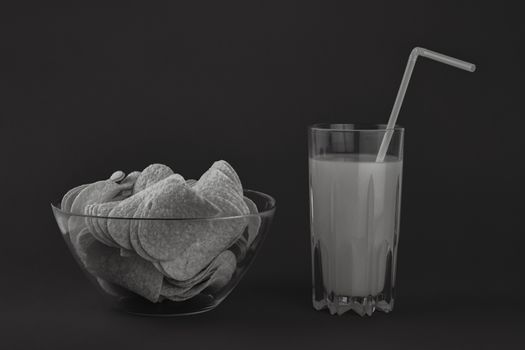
[51,189,275,316]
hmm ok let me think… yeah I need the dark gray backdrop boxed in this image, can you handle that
[1,1,524,349]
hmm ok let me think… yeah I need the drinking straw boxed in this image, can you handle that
[376,47,476,162]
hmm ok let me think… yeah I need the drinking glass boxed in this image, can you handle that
[309,124,404,316]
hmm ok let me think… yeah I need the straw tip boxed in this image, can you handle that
[468,64,477,72]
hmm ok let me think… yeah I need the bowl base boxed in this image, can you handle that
[114,294,221,316]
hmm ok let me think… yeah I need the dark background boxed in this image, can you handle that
[1,1,524,349]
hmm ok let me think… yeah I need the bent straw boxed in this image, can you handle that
[376,47,476,162]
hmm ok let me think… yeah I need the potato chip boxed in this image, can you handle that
[160,281,195,297]
[228,233,248,261]
[159,260,222,295]
[82,205,98,239]
[95,201,120,245]
[112,190,133,202]
[75,228,96,264]
[68,180,126,244]
[85,204,99,232]
[106,191,150,250]
[129,199,158,262]
[142,166,249,280]
[130,228,154,261]
[133,164,173,194]
[155,210,245,280]
[159,248,226,285]
[162,266,221,299]
[83,204,108,246]
[194,168,248,215]
[110,170,126,182]
[110,173,138,201]
[123,174,187,260]
[83,203,120,248]
[70,180,127,214]
[66,178,130,249]
[61,184,89,212]
[81,231,163,303]
[205,250,237,292]
[137,177,220,261]
[121,171,141,186]
[105,171,179,249]
[164,251,236,301]
[209,160,243,194]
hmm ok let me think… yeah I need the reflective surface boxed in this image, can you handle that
[52,190,275,316]
[309,125,404,316]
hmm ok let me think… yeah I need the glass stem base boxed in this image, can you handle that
[313,292,394,316]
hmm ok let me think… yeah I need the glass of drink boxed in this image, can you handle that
[309,124,404,316]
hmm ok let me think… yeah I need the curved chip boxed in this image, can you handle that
[210,160,243,195]
[109,170,126,182]
[67,179,135,249]
[137,176,220,261]
[83,203,119,248]
[164,251,236,301]
[70,180,127,215]
[159,247,227,283]
[194,168,248,215]
[133,164,173,194]
[95,201,120,246]
[121,171,141,186]
[61,184,89,212]
[106,191,150,250]
[75,228,96,265]
[129,198,158,262]
[81,232,163,303]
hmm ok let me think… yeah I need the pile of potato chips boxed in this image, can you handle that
[61,161,260,303]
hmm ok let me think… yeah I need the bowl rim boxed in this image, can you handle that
[51,189,276,221]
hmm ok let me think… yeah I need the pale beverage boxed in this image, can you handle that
[309,124,404,316]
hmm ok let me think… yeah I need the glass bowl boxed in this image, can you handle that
[51,189,275,316]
